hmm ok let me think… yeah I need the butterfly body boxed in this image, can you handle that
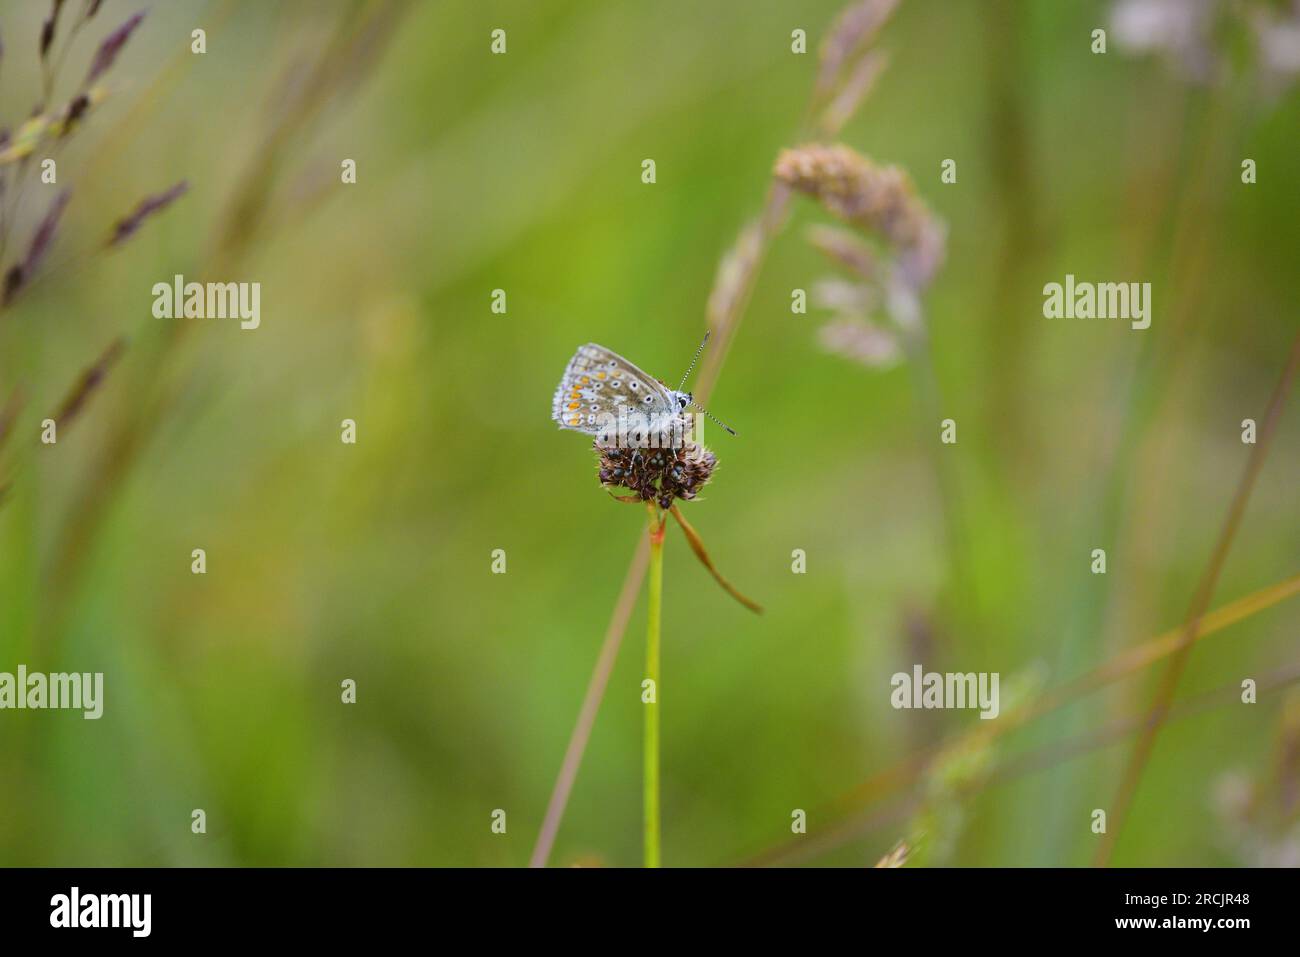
[552,343,691,435]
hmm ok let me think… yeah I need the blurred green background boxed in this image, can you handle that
[0,0,1297,867]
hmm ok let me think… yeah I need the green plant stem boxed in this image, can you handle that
[898,323,965,602]
[644,505,664,868]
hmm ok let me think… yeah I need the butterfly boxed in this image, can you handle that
[551,333,734,438]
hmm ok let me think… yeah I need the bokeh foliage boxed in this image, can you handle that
[0,0,1297,866]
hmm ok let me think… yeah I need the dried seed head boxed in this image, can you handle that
[818,316,901,369]
[812,276,876,315]
[41,1,66,60]
[40,18,55,60]
[775,143,932,251]
[821,49,889,135]
[54,336,125,428]
[596,439,717,509]
[3,189,70,305]
[108,180,189,246]
[54,86,109,140]
[780,144,946,293]
[895,213,947,292]
[706,219,762,329]
[24,188,70,274]
[816,0,900,101]
[1110,0,1219,84]
[60,93,89,135]
[85,10,145,86]
[874,840,910,868]
[806,223,880,281]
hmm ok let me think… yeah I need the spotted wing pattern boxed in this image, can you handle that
[551,343,675,433]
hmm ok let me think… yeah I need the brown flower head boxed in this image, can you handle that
[596,438,716,510]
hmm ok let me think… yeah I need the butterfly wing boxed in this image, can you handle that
[552,343,676,433]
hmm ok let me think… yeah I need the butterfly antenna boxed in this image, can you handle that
[677,329,712,391]
[691,402,736,436]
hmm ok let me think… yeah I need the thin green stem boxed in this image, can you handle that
[644,505,664,868]
[898,322,965,603]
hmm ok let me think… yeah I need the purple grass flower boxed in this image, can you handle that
[85,10,145,85]
[108,180,188,246]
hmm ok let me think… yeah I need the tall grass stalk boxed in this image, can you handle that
[1095,327,1300,866]
[745,659,1300,868]
[532,0,900,866]
[896,323,965,603]
[643,504,665,868]
[528,535,649,868]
